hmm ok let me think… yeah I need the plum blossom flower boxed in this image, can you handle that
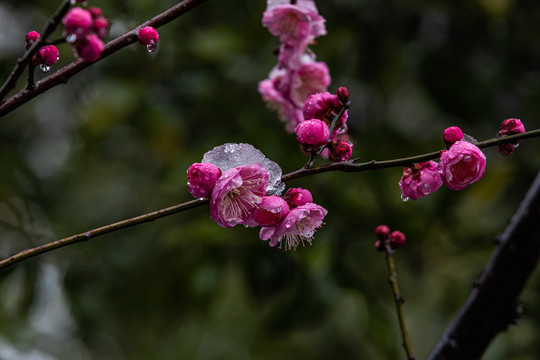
[399,161,443,200]
[259,202,327,250]
[210,163,269,228]
[283,187,313,208]
[77,33,104,62]
[439,141,486,191]
[25,31,40,49]
[250,195,290,227]
[262,0,326,46]
[138,26,159,52]
[303,91,348,138]
[295,119,330,150]
[187,162,222,198]
[35,45,59,66]
[497,118,525,155]
[63,7,93,41]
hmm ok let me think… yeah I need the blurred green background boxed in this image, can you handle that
[1,0,540,359]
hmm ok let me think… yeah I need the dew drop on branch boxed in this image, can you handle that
[401,195,409,202]
[39,64,51,73]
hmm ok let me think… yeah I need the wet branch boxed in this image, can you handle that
[0,0,209,117]
[1,130,539,271]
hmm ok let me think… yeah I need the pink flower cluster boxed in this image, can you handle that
[25,31,59,71]
[62,5,109,62]
[259,0,330,132]
[399,126,488,200]
[187,144,327,250]
[295,87,354,162]
[374,225,406,251]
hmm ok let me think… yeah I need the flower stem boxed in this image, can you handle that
[383,243,415,360]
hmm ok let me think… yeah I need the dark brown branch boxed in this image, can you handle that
[0,0,73,102]
[0,198,208,270]
[426,170,540,360]
[0,0,209,117]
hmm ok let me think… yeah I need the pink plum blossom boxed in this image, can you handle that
[35,45,59,66]
[328,139,353,162]
[283,188,313,208]
[77,34,104,62]
[262,0,326,46]
[93,16,110,39]
[25,31,40,49]
[295,119,330,150]
[259,202,327,250]
[399,161,443,200]
[439,141,486,191]
[250,195,290,227]
[303,91,348,139]
[187,162,222,198]
[210,163,269,228]
[289,58,331,108]
[63,7,93,40]
[442,126,464,148]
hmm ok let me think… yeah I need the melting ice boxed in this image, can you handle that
[202,143,285,195]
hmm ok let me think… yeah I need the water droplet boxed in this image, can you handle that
[66,33,77,44]
[39,64,51,73]
[69,0,76,5]
[514,143,519,148]
[401,194,409,202]
[146,42,157,53]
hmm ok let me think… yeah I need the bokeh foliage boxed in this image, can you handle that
[1,0,540,359]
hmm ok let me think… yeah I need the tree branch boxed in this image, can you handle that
[0,129,539,270]
[426,170,540,360]
[0,0,209,117]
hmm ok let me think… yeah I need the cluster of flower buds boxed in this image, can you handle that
[62,4,109,62]
[258,0,330,132]
[295,86,354,162]
[138,26,159,53]
[25,31,59,73]
[399,125,489,200]
[497,118,526,155]
[186,143,327,250]
[374,225,406,251]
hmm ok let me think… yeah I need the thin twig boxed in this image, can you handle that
[0,0,209,117]
[0,198,208,270]
[384,243,415,360]
[0,0,73,102]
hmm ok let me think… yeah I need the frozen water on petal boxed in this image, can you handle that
[462,133,478,145]
[202,143,285,195]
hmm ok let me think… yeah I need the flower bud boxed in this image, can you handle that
[498,118,525,145]
[25,31,40,49]
[93,16,110,39]
[138,26,159,52]
[375,225,390,240]
[35,45,59,65]
[187,162,222,198]
[336,86,350,105]
[251,195,290,227]
[389,231,406,249]
[295,119,330,151]
[88,7,102,19]
[77,34,103,62]
[442,126,464,148]
[63,7,93,40]
[498,143,515,156]
[399,161,442,200]
[283,187,313,208]
[328,139,353,162]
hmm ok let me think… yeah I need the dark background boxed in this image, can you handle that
[0,0,539,359]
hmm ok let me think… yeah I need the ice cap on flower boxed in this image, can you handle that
[259,202,327,250]
[202,143,285,195]
[187,163,222,198]
[210,163,269,228]
[439,141,486,191]
[399,161,443,200]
